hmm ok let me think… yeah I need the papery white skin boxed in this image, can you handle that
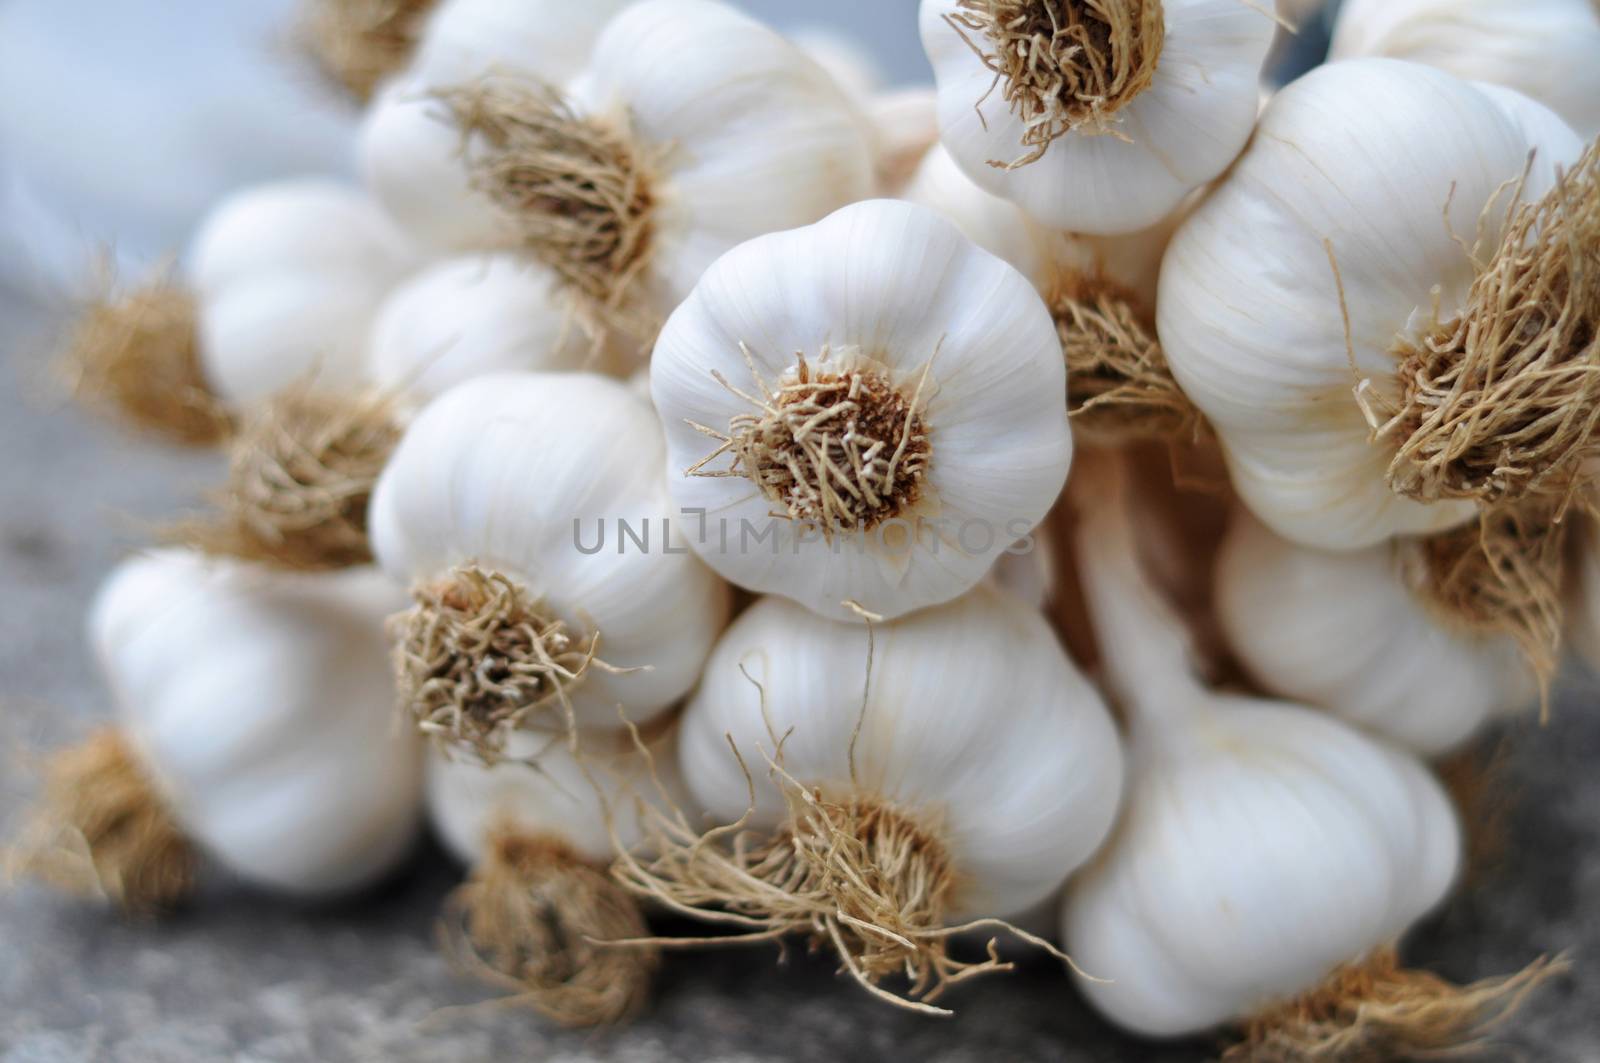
[918,0,1275,235]
[1215,510,1534,756]
[370,372,730,731]
[408,0,629,90]
[90,551,423,896]
[366,253,602,406]
[188,179,416,405]
[1331,0,1600,137]
[679,586,1123,920]
[651,199,1071,623]
[362,0,875,313]
[1061,487,1461,1037]
[427,728,690,866]
[1159,60,1584,551]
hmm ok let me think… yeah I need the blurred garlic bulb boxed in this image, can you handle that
[366,253,604,405]
[1331,0,1600,137]
[868,86,940,193]
[361,0,874,350]
[1062,461,1554,1051]
[614,586,1123,1012]
[651,198,1071,623]
[370,372,729,761]
[407,0,626,88]
[1216,510,1536,755]
[918,0,1275,234]
[299,0,438,102]
[426,727,685,1025]
[17,551,423,911]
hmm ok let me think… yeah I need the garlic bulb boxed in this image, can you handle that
[1331,0,1600,137]
[19,550,423,910]
[361,0,874,349]
[407,0,626,89]
[615,585,1122,1011]
[369,371,730,760]
[1062,461,1552,1050]
[426,727,685,1025]
[869,86,941,193]
[1160,59,1587,552]
[1215,510,1536,755]
[366,253,605,405]
[299,0,437,102]
[918,0,1275,234]
[650,198,1071,622]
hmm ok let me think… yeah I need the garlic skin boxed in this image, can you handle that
[366,254,602,405]
[1159,60,1584,551]
[1330,0,1600,138]
[369,371,730,732]
[90,551,423,896]
[918,0,1274,235]
[651,198,1071,623]
[407,0,627,90]
[868,86,940,193]
[1215,511,1534,756]
[680,586,1123,921]
[189,178,416,405]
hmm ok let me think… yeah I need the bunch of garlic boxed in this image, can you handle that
[17,550,423,910]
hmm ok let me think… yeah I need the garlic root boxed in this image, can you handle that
[59,280,230,447]
[300,0,437,102]
[10,729,196,915]
[1229,947,1567,1062]
[442,828,655,1026]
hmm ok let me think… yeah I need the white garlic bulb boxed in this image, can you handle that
[369,371,729,758]
[360,0,874,337]
[632,585,1121,1009]
[366,253,603,405]
[1160,59,1586,551]
[407,0,628,90]
[868,85,941,193]
[1330,0,1600,138]
[918,0,1275,234]
[650,198,1071,623]
[1063,468,1465,1042]
[89,550,423,896]
[1215,510,1535,755]
[189,178,417,405]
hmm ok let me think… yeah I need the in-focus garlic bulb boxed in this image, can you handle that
[370,371,729,761]
[918,0,1275,234]
[614,585,1122,1012]
[1331,0,1600,138]
[651,198,1071,622]
[1216,510,1536,755]
[361,0,874,350]
[426,726,684,1025]
[1062,460,1554,1052]
[17,551,423,911]
[366,253,606,404]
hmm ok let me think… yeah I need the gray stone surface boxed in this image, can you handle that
[1,295,1595,1062]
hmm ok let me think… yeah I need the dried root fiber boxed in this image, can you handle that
[9,729,195,915]
[687,346,932,537]
[439,77,661,345]
[1383,139,1600,510]
[59,279,229,447]
[300,0,436,102]
[1227,947,1566,1062]
[944,0,1166,168]
[169,388,399,570]
[1051,269,1197,441]
[391,564,607,763]
[441,829,655,1027]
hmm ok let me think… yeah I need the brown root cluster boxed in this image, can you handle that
[391,564,605,763]
[687,346,932,536]
[1227,946,1566,1061]
[944,0,1165,168]
[1051,270,1197,441]
[170,388,400,570]
[9,729,195,915]
[300,0,436,102]
[439,77,660,345]
[59,280,230,447]
[441,829,655,1027]
[1398,498,1572,695]
[1382,139,1600,510]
